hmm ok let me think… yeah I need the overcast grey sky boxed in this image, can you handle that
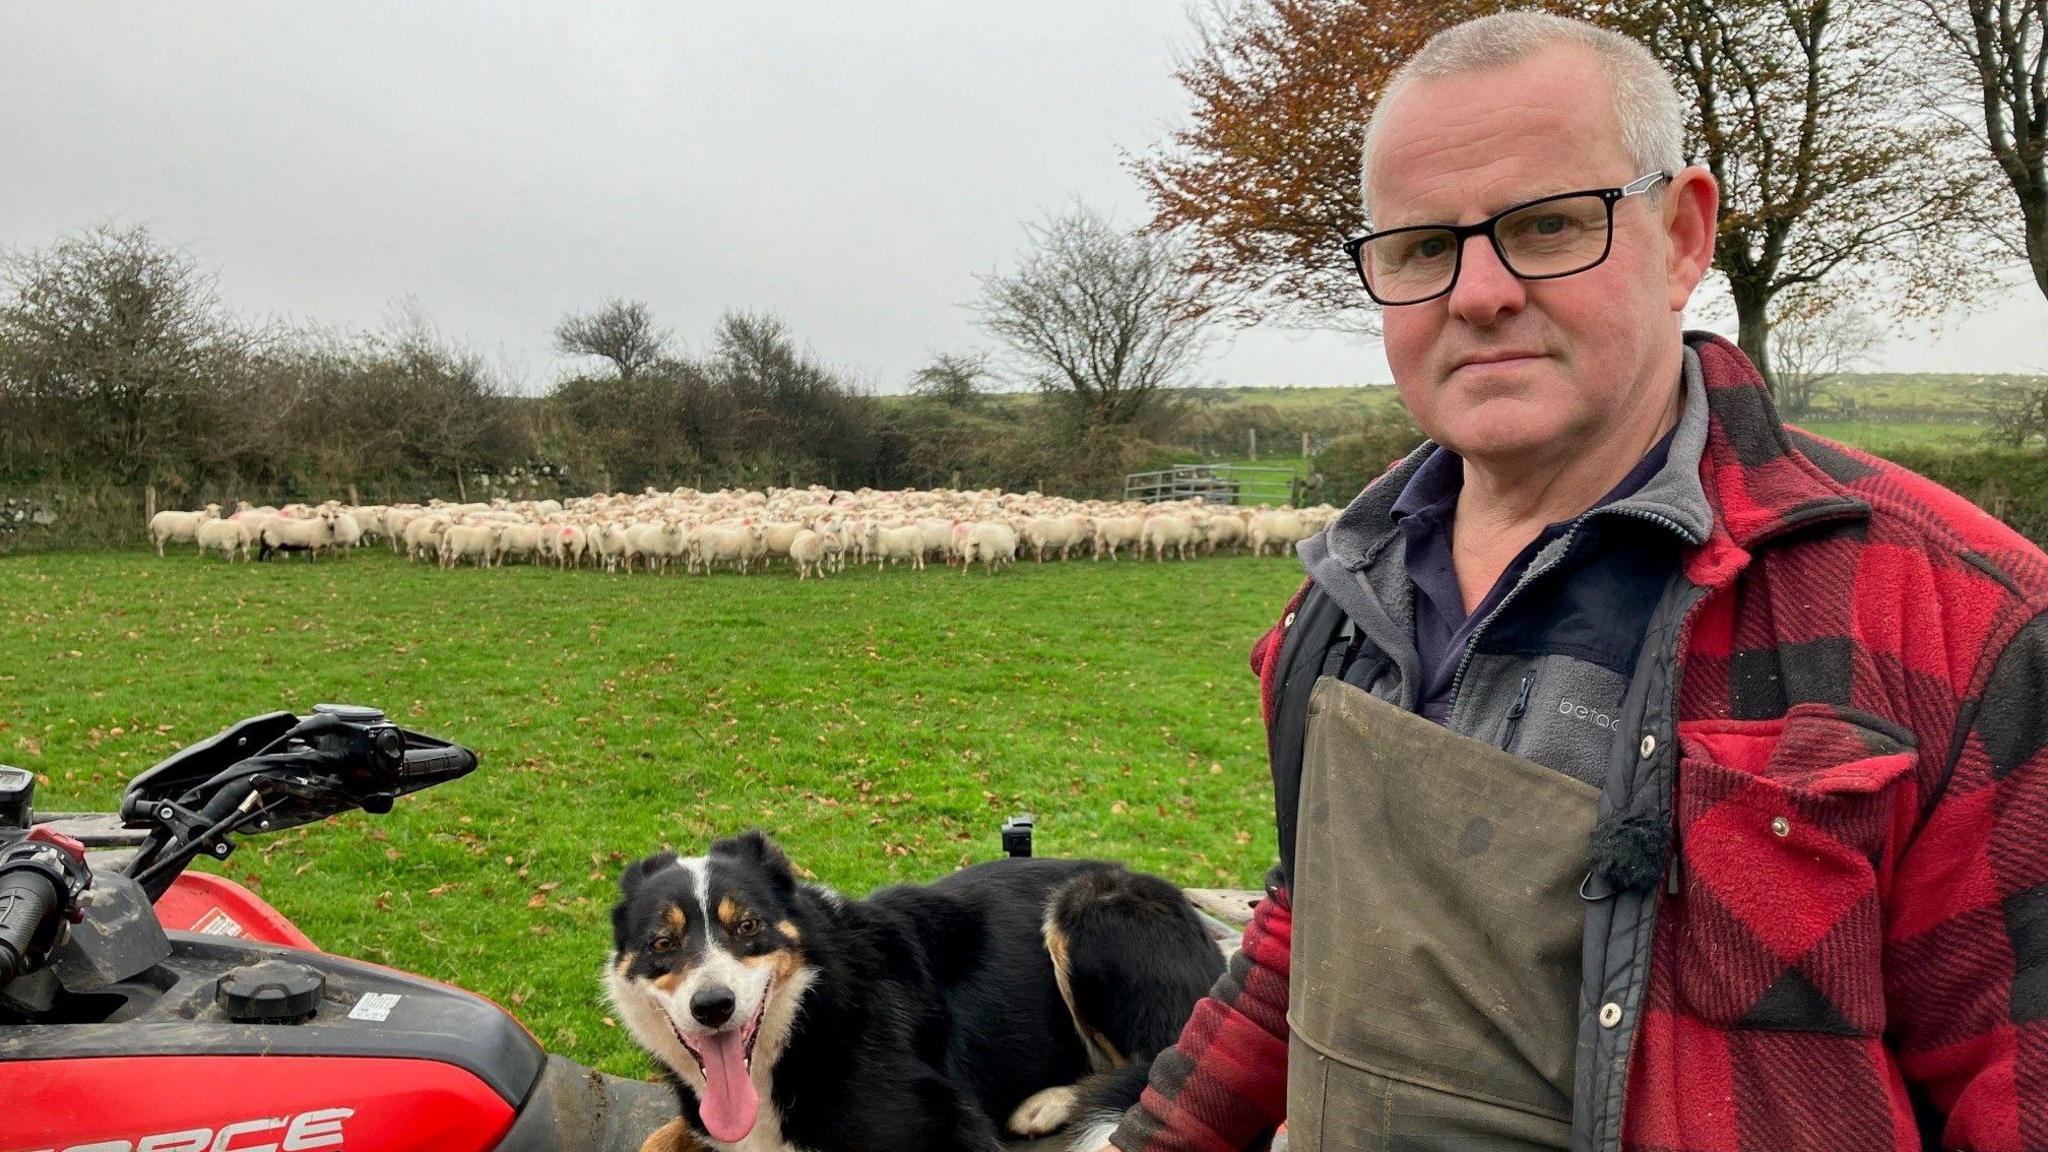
[4,2,2044,393]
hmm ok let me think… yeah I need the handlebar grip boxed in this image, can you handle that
[0,871,60,984]
[401,744,476,780]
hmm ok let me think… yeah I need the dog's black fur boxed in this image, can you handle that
[609,831,1224,1151]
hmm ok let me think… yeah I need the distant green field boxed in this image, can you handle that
[1,549,1302,1077]
[1190,372,2044,412]
[1792,421,1987,455]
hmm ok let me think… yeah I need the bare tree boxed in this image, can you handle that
[554,298,668,382]
[975,206,1218,428]
[1768,298,1881,418]
[1899,0,2047,303]
[909,351,992,408]
[0,223,253,484]
[368,305,530,498]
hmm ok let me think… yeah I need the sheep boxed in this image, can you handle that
[959,522,1019,575]
[872,524,926,571]
[148,505,220,556]
[403,515,450,563]
[258,511,340,562]
[1092,515,1146,561]
[195,518,252,563]
[347,506,388,544]
[1143,513,1200,562]
[788,528,841,580]
[543,522,588,569]
[1021,514,1091,562]
[694,522,767,575]
[1249,510,1309,557]
[916,519,956,566]
[497,523,545,566]
[439,523,503,569]
[760,521,806,568]
[384,507,423,552]
[329,511,363,555]
[1202,510,1248,554]
[625,521,682,575]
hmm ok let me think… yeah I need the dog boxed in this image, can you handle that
[606,830,1226,1152]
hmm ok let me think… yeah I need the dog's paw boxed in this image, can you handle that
[1007,1084,1081,1136]
[637,1118,704,1152]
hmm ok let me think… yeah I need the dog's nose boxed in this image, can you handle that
[690,985,737,1028]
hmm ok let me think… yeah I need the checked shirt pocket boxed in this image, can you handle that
[1670,703,1919,1036]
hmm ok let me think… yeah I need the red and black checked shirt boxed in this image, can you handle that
[1112,334,2048,1152]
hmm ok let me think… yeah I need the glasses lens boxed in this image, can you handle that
[1496,194,1611,278]
[1360,228,1458,304]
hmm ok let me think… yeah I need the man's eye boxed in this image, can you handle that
[735,917,762,938]
[1407,235,1452,260]
[650,934,677,953]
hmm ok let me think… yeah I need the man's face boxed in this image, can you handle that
[1368,48,1699,468]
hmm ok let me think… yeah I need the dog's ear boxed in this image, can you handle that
[619,851,678,899]
[730,829,797,895]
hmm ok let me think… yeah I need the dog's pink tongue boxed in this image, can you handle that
[696,1029,759,1143]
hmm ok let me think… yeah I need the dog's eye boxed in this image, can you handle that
[650,934,677,953]
[735,917,762,938]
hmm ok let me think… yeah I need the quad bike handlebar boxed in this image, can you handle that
[0,704,476,983]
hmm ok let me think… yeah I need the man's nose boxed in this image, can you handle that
[1446,232,1525,326]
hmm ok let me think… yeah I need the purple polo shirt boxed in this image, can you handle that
[1391,428,1677,724]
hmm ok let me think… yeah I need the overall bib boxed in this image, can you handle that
[1286,677,1600,1151]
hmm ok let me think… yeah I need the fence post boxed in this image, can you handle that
[1302,431,1310,459]
[145,485,157,526]
[1248,428,1258,461]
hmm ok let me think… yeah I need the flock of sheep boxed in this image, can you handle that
[145,486,1339,576]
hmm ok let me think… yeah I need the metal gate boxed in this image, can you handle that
[1123,464,1299,507]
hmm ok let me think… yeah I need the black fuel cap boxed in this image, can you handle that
[217,959,326,1023]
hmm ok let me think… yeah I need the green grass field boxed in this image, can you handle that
[0,549,1302,1076]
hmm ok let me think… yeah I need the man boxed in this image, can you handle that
[1097,11,2048,1152]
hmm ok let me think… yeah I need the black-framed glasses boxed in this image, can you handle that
[1342,171,1671,306]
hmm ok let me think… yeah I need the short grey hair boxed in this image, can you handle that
[1359,12,1686,212]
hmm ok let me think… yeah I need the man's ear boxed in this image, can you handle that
[1664,165,1719,313]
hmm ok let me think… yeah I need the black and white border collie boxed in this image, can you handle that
[607,830,1225,1152]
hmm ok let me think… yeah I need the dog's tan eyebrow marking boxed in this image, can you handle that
[775,920,800,942]
[717,896,746,930]
[662,905,689,934]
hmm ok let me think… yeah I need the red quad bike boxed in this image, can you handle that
[0,705,679,1152]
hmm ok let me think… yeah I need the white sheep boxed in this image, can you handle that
[1249,510,1309,557]
[694,522,767,575]
[329,511,363,555]
[1092,515,1145,561]
[148,505,220,556]
[959,522,1019,575]
[1143,513,1200,562]
[195,518,252,563]
[259,512,340,561]
[788,528,839,580]
[497,523,545,566]
[439,523,503,569]
[872,524,926,571]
